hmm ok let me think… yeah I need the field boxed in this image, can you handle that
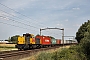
[0,44,18,51]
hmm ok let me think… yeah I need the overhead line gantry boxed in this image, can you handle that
[40,27,64,47]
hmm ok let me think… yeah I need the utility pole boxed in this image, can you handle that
[62,29,64,47]
[40,29,41,36]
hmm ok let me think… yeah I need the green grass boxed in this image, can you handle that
[36,46,86,60]
[0,46,15,48]
[26,47,64,60]
[26,45,86,60]
[0,44,17,51]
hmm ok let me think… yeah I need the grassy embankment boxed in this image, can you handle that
[34,45,86,60]
[20,45,70,60]
[0,44,17,51]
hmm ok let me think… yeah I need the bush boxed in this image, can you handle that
[52,48,86,60]
[36,47,87,60]
[36,52,52,60]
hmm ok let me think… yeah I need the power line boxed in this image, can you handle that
[0,3,61,37]
[0,21,38,33]
[0,3,45,27]
[0,10,60,36]
[0,21,29,30]
[0,10,41,29]
[0,9,43,27]
[0,15,61,37]
[0,16,39,29]
[0,16,38,32]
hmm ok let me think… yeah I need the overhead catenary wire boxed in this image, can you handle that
[0,7,59,36]
[0,10,60,36]
[0,3,45,27]
[0,3,56,28]
[0,9,44,27]
[0,12,57,36]
[0,21,30,30]
[0,2,62,37]
[0,21,38,33]
[0,16,39,29]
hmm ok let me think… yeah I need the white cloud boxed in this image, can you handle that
[57,24,63,26]
[72,7,80,10]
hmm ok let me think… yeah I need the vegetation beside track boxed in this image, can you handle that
[24,45,85,60]
[35,45,86,60]
[20,45,70,60]
[0,44,17,51]
[35,20,90,60]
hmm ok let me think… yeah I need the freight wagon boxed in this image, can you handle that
[51,37,56,46]
[35,36,51,47]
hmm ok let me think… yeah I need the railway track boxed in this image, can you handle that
[0,46,60,60]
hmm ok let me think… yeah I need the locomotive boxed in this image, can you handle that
[16,33,40,50]
[15,33,74,50]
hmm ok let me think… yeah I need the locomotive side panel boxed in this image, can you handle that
[18,36,25,44]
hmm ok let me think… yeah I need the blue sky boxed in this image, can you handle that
[0,0,89,40]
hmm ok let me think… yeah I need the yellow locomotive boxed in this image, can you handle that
[16,33,40,50]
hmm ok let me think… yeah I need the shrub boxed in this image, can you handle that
[36,47,87,60]
[36,52,52,60]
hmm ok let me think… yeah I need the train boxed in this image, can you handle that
[15,33,76,50]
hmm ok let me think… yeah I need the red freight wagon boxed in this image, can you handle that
[56,39,61,44]
[36,36,51,45]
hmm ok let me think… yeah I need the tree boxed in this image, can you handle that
[79,24,90,60]
[8,37,11,42]
[75,20,90,59]
[75,20,90,43]
[10,35,20,43]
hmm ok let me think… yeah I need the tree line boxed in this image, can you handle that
[8,35,20,43]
